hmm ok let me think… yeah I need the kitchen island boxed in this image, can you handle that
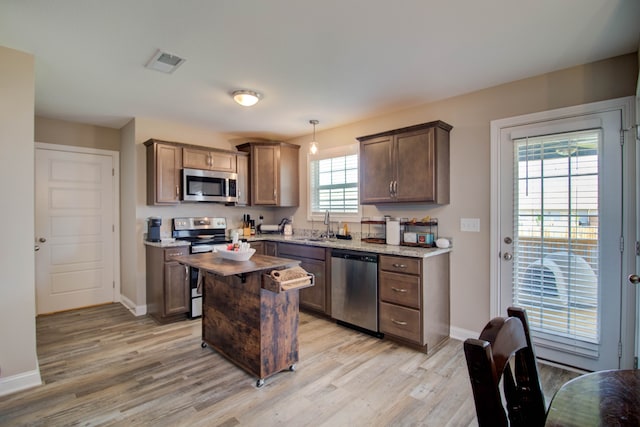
[173,252,313,387]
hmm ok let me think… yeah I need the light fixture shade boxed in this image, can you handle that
[309,119,319,155]
[309,141,318,155]
[232,90,262,107]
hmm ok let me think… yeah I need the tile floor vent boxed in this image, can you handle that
[145,49,185,74]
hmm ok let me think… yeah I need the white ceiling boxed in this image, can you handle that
[1,0,639,140]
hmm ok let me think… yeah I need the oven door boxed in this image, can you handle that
[189,266,203,318]
[182,168,237,202]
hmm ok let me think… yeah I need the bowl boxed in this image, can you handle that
[215,247,256,261]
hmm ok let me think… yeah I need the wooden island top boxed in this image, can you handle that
[172,252,299,276]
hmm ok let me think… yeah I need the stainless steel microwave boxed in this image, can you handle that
[182,168,237,203]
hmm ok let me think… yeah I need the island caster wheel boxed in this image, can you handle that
[289,364,296,372]
[201,342,207,348]
[256,379,265,388]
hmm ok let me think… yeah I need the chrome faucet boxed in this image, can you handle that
[322,210,332,238]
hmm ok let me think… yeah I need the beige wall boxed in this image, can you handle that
[0,46,40,395]
[35,116,120,151]
[287,53,638,335]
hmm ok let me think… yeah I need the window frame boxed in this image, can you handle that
[307,143,361,223]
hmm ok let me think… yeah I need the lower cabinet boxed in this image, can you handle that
[146,245,190,323]
[378,253,450,354]
[277,242,329,315]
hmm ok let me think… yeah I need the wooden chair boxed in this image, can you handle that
[464,307,546,427]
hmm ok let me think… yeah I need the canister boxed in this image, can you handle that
[386,217,400,245]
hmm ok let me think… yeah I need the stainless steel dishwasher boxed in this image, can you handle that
[331,249,380,336]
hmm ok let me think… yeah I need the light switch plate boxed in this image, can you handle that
[460,218,480,232]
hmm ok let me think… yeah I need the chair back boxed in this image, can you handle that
[464,307,546,427]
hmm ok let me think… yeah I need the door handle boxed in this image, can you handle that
[629,274,640,285]
[35,245,40,252]
[503,252,513,261]
[39,237,47,243]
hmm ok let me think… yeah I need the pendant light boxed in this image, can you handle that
[309,119,319,155]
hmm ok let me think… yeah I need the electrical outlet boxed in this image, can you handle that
[460,218,480,232]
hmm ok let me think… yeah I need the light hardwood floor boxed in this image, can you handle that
[0,304,578,426]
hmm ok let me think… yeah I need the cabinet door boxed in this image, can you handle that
[164,261,189,315]
[359,135,394,204]
[251,241,265,255]
[395,128,435,202]
[182,147,212,170]
[236,154,249,205]
[183,147,236,172]
[153,143,182,204]
[264,242,278,257]
[252,145,278,205]
[297,257,327,313]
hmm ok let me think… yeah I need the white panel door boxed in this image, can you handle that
[35,147,115,314]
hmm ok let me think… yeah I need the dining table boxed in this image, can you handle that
[545,369,640,426]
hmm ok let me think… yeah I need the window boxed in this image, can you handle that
[308,144,360,221]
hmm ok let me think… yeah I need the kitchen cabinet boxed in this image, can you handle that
[235,152,249,206]
[251,241,264,255]
[378,253,450,354]
[145,245,190,323]
[182,146,236,172]
[264,241,278,257]
[277,243,329,315]
[358,120,452,204]
[236,142,299,207]
[144,139,183,205]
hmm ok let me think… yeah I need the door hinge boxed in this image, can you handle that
[113,281,115,289]
[635,356,638,369]
[618,341,623,358]
[112,168,115,176]
[619,130,624,146]
[620,236,624,253]
[112,224,115,232]
[636,241,640,256]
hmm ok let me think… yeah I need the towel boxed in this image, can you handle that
[270,266,309,282]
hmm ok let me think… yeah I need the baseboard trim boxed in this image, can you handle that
[120,295,146,316]
[450,326,479,342]
[0,369,42,397]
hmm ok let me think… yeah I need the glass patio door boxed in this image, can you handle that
[499,109,622,371]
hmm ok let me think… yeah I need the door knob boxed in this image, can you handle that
[503,252,513,261]
[629,274,640,285]
[504,236,513,244]
[39,237,47,243]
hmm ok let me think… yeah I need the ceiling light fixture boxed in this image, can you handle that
[309,119,319,155]
[232,90,262,107]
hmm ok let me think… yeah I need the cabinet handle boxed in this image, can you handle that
[393,180,398,196]
[184,265,189,279]
[391,318,408,326]
[208,153,212,167]
[176,185,179,197]
[392,263,407,269]
[391,287,408,293]
[389,180,393,196]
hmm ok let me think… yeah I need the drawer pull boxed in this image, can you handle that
[391,287,408,293]
[391,318,408,326]
[392,263,407,269]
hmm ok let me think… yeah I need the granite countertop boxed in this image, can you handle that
[248,234,451,258]
[143,234,450,258]
[143,240,190,248]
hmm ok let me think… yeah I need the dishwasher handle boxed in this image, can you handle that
[331,249,378,263]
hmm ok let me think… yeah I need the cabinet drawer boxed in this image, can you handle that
[165,246,189,261]
[380,302,421,343]
[278,243,325,260]
[379,271,420,309]
[379,255,420,275]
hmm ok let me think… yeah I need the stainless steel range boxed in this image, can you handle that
[172,217,228,318]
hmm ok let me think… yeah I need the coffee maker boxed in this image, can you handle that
[147,217,162,242]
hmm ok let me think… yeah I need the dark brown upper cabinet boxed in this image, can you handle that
[358,121,452,204]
